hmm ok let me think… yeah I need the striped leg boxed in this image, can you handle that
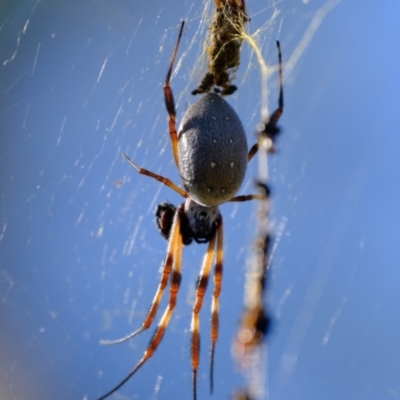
[100,204,183,346]
[97,205,184,400]
[210,216,223,393]
[191,216,221,400]
[122,153,188,199]
[164,21,185,169]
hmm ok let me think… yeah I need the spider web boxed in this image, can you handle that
[1,1,400,400]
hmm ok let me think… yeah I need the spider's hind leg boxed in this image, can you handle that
[248,40,284,161]
[164,21,185,169]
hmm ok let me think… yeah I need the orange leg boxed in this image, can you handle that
[210,216,223,393]
[164,21,185,169]
[96,206,184,400]
[191,218,220,400]
[100,204,183,346]
[123,153,188,198]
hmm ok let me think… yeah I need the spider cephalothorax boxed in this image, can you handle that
[156,199,219,245]
[98,19,284,400]
[184,198,219,243]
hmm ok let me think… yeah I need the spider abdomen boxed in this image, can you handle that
[178,92,248,206]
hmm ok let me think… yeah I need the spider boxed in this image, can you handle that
[97,20,283,400]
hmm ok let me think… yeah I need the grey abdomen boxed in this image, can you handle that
[178,93,248,206]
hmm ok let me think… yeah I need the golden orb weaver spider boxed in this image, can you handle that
[97,20,283,400]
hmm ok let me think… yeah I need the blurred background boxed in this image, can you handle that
[1,1,400,399]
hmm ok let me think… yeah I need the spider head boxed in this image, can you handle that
[184,198,219,244]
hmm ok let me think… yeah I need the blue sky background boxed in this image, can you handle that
[1,1,400,400]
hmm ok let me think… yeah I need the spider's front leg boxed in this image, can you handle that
[190,214,223,400]
[97,205,185,400]
[209,215,223,394]
[100,203,184,346]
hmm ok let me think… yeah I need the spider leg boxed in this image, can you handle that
[248,40,284,161]
[191,217,220,400]
[97,206,184,400]
[247,142,259,162]
[229,193,265,202]
[210,215,223,394]
[229,182,271,203]
[123,153,188,198]
[100,204,183,346]
[164,21,185,169]
[271,40,284,125]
